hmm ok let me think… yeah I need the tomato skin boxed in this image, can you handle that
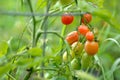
[78,24,89,36]
[81,13,92,24]
[71,58,81,70]
[70,50,75,59]
[63,52,68,62]
[84,41,99,55]
[61,13,74,25]
[66,31,79,45]
[71,42,83,56]
[86,31,94,41]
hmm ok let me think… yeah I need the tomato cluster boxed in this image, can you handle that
[61,13,99,70]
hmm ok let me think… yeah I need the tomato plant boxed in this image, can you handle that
[1,0,120,80]
[61,13,74,25]
[84,41,99,55]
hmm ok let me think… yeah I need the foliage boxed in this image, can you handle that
[0,0,120,80]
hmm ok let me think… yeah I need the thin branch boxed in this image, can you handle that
[0,11,84,17]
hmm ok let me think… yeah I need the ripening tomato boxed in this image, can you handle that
[71,42,83,56]
[71,58,81,70]
[61,13,74,25]
[81,13,92,24]
[66,31,79,45]
[81,53,92,69]
[84,41,99,55]
[86,31,94,41]
[78,24,89,36]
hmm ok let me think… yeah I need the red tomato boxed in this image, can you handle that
[66,31,79,45]
[81,13,92,24]
[84,41,98,55]
[86,31,94,41]
[61,13,74,25]
[78,24,89,36]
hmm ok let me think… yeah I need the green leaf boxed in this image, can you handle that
[86,0,104,8]
[74,70,98,80]
[93,9,120,31]
[0,41,8,57]
[36,0,46,10]
[27,47,42,56]
[104,38,120,48]
[0,63,13,77]
[16,58,33,66]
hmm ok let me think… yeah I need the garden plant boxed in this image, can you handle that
[0,0,120,80]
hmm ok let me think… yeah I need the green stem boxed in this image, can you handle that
[7,73,16,80]
[36,31,65,44]
[34,68,58,72]
[60,25,67,49]
[40,0,51,78]
[27,0,36,47]
[24,68,33,80]
[24,0,36,80]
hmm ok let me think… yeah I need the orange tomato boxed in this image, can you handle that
[78,24,89,36]
[66,31,79,45]
[84,41,98,55]
[86,31,94,41]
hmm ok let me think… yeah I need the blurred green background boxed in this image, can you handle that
[0,0,120,79]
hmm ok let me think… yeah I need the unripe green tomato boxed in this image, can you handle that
[60,0,73,5]
[71,58,81,70]
[63,52,68,62]
[81,53,92,69]
[71,42,83,56]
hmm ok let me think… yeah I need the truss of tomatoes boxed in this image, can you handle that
[61,12,99,70]
[61,13,99,56]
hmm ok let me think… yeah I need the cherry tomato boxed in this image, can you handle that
[66,31,79,45]
[71,58,81,70]
[84,41,99,55]
[86,31,94,41]
[81,53,92,69]
[71,42,83,56]
[61,13,74,25]
[78,24,89,36]
[81,13,92,24]
[63,52,68,62]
